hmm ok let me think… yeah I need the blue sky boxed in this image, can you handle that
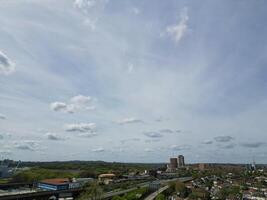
[0,0,267,163]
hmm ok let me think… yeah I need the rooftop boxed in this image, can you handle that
[40,178,70,185]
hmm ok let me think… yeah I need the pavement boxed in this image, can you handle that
[143,177,193,200]
[144,185,169,200]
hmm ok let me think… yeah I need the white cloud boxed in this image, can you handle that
[0,134,3,140]
[73,0,108,15]
[50,102,72,113]
[46,133,64,141]
[144,148,153,152]
[159,129,174,134]
[92,147,104,152]
[218,143,235,149]
[143,131,163,138]
[131,7,140,15]
[70,94,91,105]
[241,142,265,148]
[50,95,95,114]
[120,138,140,144]
[64,123,96,132]
[0,150,12,156]
[13,141,39,151]
[170,144,190,151]
[145,139,160,143]
[214,136,234,143]
[83,18,97,30]
[1,0,267,163]
[74,0,96,10]
[73,0,108,33]
[166,7,188,43]
[78,132,97,138]
[127,63,134,73]
[15,144,34,151]
[0,50,15,75]
[203,140,213,144]
[117,117,144,125]
[0,113,6,120]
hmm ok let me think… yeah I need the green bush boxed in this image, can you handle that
[156,194,165,200]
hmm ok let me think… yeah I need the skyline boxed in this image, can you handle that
[1,0,267,163]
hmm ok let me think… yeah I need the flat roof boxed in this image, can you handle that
[40,178,70,185]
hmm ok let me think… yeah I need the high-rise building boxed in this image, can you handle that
[170,158,178,170]
[178,155,185,168]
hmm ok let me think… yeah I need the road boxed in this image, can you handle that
[104,177,192,199]
[143,177,193,200]
[144,185,169,200]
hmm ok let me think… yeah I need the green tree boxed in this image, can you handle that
[112,196,126,200]
[77,181,103,200]
[156,194,165,200]
[175,181,189,198]
[217,186,241,200]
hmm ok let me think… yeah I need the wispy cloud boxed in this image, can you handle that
[166,7,188,43]
[144,139,160,143]
[13,141,40,151]
[50,102,72,113]
[143,131,163,138]
[50,95,95,114]
[0,50,15,75]
[46,133,65,141]
[0,150,12,156]
[218,143,235,149]
[74,0,97,11]
[64,123,96,132]
[83,18,97,30]
[127,63,134,73]
[120,138,140,144]
[117,118,144,125]
[1,0,267,162]
[240,142,266,148]
[144,148,153,152]
[78,132,97,138]
[214,136,234,143]
[159,129,174,134]
[202,140,213,144]
[131,7,140,15]
[0,113,6,120]
[73,0,107,30]
[92,147,104,152]
[170,144,191,151]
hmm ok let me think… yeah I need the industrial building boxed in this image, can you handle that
[38,178,70,191]
[37,178,93,191]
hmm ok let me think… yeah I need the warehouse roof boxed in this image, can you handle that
[40,178,70,185]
